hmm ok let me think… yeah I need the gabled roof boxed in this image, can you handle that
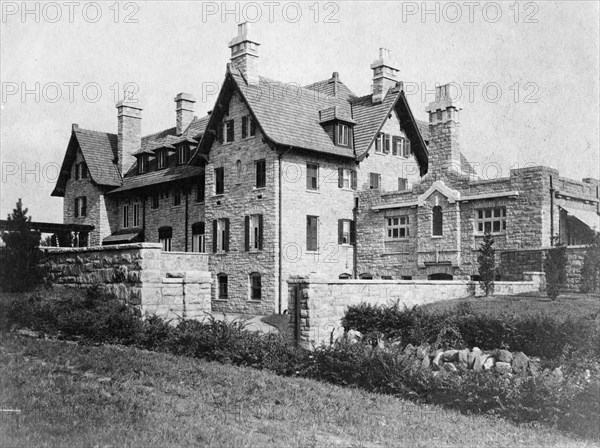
[51,126,121,197]
[304,76,357,103]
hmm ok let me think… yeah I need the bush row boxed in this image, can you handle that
[1,289,598,440]
[342,301,600,361]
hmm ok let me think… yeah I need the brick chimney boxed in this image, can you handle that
[228,22,260,85]
[116,99,142,175]
[425,84,464,176]
[371,48,399,104]
[174,93,196,134]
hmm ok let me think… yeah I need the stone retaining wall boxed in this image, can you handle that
[42,243,211,320]
[500,246,587,292]
[287,273,545,347]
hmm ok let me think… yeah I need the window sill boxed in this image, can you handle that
[253,187,266,191]
[385,238,410,242]
[212,194,225,198]
[475,233,506,237]
[306,189,321,194]
[431,236,443,239]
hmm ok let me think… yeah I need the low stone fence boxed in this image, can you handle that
[500,246,587,292]
[287,273,545,347]
[42,243,211,320]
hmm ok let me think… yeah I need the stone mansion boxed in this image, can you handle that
[52,23,600,314]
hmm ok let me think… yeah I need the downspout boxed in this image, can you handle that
[184,188,189,252]
[551,176,555,245]
[353,196,358,279]
[278,151,283,314]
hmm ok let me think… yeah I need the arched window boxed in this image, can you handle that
[432,205,443,236]
[191,222,205,253]
[249,272,261,300]
[217,273,228,300]
[158,226,172,251]
[359,273,373,280]
[339,273,351,280]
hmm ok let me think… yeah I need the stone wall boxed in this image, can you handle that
[287,273,544,347]
[500,246,589,292]
[42,243,211,320]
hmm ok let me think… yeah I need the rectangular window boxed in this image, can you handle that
[157,150,167,169]
[178,146,188,164]
[74,163,80,180]
[398,177,408,191]
[386,216,410,239]
[192,223,206,253]
[245,214,263,251]
[375,133,384,153]
[196,172,205,202]
[138,155,147,174]
[160,237,172,251]
[392,136,399,156]
[384,134,391,153]
[215,167,224,195]
[476,207,507,234]
[214,218,230,253]
[81,163,88,178]
[151,193,159,209]
[307,215,318,251]
[225,119,234,142]
[337,124,349,146]
[306,163,318,190]
[338,219,354,245]
[133,203,140,227]
[173,190,181,206]
[74,196,87,218]
[250,273,261,300]
[369,172,380,190]
[250,117,256,136]
[405,139,412,156]
[218,274,228,300]
[122,204,129,228]
[255,159,266,188]
[242,116,248,138]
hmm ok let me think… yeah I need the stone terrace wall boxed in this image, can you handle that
[287,273,544,347]
[42,243,211,320]
[500,246,588,292]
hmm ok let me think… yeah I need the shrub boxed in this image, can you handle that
[581,233,600,294]
[477,232,496,296]
[544,244,567,300]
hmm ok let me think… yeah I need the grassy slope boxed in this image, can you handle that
[1,335,595,448]
[421,292,600,320]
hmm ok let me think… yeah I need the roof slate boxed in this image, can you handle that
[74,128,122,186]
[108,164,203,194]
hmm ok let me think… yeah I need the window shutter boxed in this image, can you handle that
[351,170,357,190]
[306,168,311,190]
[224,218,230,252]
[258,214,264,250]
[242,116,248,138]
[82,197,87,216]
[212,220,218,253]
[350,220,356,245]
[338,219,343,244]
[74,198,79,218]
[244,216,250,251]
[338,168,343,188]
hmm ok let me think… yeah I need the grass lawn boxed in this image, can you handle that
[0,335,596,448]
[422,292,600,320]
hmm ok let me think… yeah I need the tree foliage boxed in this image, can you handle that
[0,199,41,291]
[580,232,600,294]
[477,232,496,296]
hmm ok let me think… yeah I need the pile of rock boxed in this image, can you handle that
[403,343,541,376]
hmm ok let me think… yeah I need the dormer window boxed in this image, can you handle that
[138,155,148,173]
[337,124,349,146]
[178,146,189,165]
[157,150,167,169]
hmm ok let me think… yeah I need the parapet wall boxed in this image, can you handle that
[288,273,544,347]
[42,243,211,320]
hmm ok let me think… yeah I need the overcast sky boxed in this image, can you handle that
[1,1,599,222]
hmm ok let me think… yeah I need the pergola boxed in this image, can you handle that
[0,220,94,247]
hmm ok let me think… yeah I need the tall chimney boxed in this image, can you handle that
[174,93,196,134]
[425,84,464,176]
[228,22,260,85]
[371,48,399,104]
[116,99,142,175]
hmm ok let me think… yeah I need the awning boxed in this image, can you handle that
[102,230,143,245]
[560,206,600,231]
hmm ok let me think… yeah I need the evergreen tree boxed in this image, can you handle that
[477,231,496,296]
[580,232,600,293]
[0,199,41,291]
[544,243,567,301]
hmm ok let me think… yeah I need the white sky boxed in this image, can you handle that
[1,1,599,222]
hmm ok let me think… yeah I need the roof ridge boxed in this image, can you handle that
[74,127,117,137]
